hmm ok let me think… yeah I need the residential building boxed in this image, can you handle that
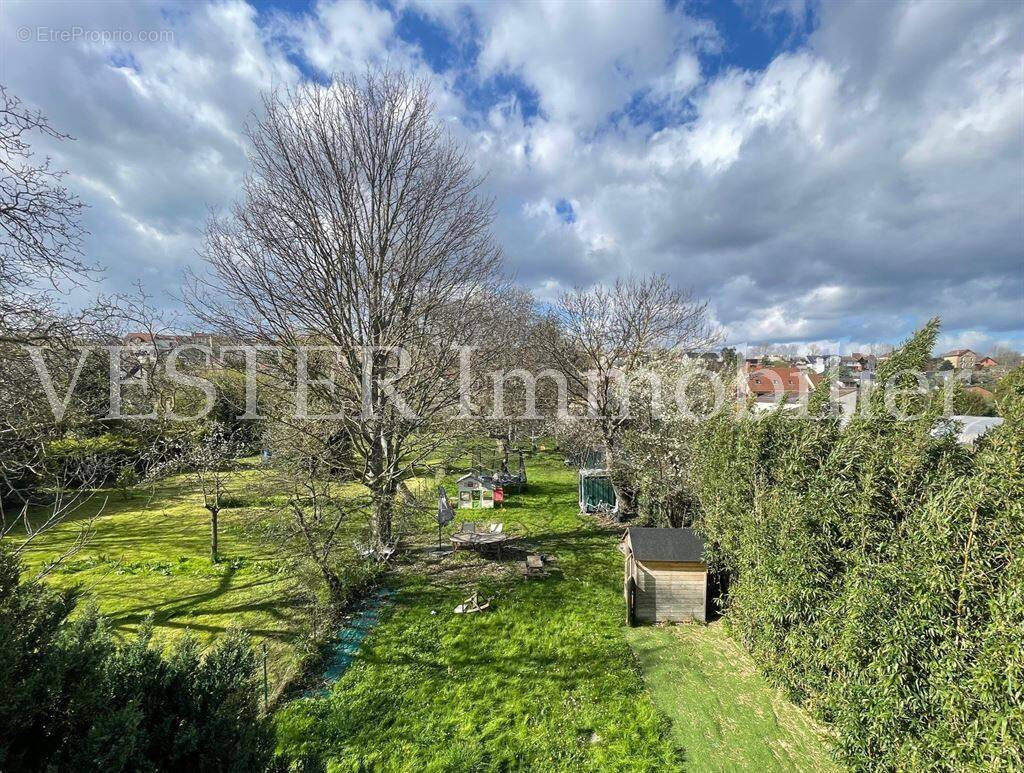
[841,354,873,372]
[804,354,842,373]
[123,332,184,364]
[939,348,978,369]
[746,367,822,397]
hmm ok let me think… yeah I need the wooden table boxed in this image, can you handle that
[450,532,510,558]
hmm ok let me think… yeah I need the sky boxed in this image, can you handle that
[0,0,1021,354]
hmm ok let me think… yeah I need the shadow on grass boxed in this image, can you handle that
[108,566,304,642]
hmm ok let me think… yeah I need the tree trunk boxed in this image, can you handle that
[498,430,511,475]
[604,443,635,515]
[609,476,636,515]
[210,507,220,563]
[371,486,395,550]
[320,565,346,605]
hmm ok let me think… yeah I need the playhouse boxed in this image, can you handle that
[456,473,498,509]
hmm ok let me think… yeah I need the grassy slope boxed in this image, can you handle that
[626,624,840,772]
[14,461,310,691]
[275,455,840,771]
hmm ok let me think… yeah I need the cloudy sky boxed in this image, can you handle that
[1,0,1021,352]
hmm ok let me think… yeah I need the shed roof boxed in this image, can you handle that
[625,527,705,563]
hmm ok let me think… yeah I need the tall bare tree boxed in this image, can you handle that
[541,274,717,512]
[0,87,118,569]
[188,70,502,549]
[0,86,90,344]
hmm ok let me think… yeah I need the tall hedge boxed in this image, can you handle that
[692,322,1023,771]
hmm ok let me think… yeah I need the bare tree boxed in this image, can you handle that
[0,86,91,344]
[263,421,357,601]
[988,346,1022,369]
[188,70,502,549]
[187,426,238,564]
[541,274,717,512]
[0,89,134,572]
[143,423,240,564]
[471,288,555,471]
[1,450,109,579]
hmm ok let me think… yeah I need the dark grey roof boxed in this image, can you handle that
[625,527,705,563]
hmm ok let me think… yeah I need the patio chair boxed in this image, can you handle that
[454,591,491,614]
[487,523,504,534]
[460,522,476,534]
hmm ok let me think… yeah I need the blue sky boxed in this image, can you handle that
[0,0,1021,353]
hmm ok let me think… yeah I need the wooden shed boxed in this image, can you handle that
[620,527,708,625]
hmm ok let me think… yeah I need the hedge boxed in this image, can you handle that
[692,322,1023,770]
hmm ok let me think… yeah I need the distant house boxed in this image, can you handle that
[620,527,709,625]
[749,385,860,422]
[939,349,978,369]
[124,332,181,348]
[746,367,822,397]
[804,354,841,373]
[978,357,999,368]
[123,332,184,365]
[841,354,870,372]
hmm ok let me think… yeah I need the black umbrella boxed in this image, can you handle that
[430,485,455,555]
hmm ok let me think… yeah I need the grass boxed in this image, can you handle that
[15,451,840,770]
[626,623,840,772]
[275,454,841,771]
[12,460,313,692]
[276,456,680,770]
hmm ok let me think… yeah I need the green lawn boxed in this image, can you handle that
[13,461,312,693]
[275,455,841,771]
[15,452,840,770]
[626,623,840,772]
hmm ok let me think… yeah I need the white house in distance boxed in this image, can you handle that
[123,332,182,364]
[804,354,842,373]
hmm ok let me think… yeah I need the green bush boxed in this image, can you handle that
[0,547,274,771]
[691,323,1023,771]
[43,432,142,486]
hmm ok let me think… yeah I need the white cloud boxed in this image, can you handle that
[466,0,712,126]
[0,0,1018,349]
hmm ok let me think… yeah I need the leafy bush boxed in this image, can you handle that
[0,547,275,771]
[43,432,142,485]
[691,322,1023,771]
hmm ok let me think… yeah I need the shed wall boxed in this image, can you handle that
[633,561,707,623]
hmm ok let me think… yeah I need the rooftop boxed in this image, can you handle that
[624,527,706,563]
